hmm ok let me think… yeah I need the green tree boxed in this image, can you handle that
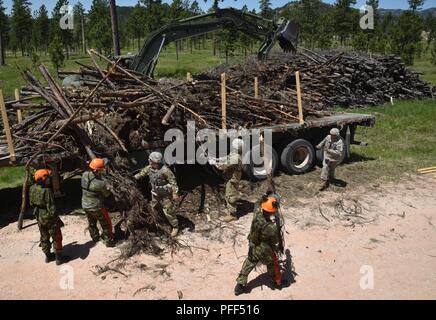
[73,2,86,54]
[49,34,65,74]
[408,0,425,12]
[88,0,112,54]
[127,1,146,50]
[190,1,203,15]
[141,0,165,33]
[52,0,74,59]
[259,0,273,19]
[333,0,357,46]
[425,13,436,44]
[391,11,423,65]
[238,4,253,55]
[34,5,50,54]
[10,0,33,56]
[431,41,436,65]
[0,0,8,65]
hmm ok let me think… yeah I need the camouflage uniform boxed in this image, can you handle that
[215,152,242,216]
[236,203,281,286]
[81,170,113,245]
[134,165,179,228]
[317,135,344,182]
[29,184,63,255]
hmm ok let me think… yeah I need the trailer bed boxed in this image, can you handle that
[260,112,375,133]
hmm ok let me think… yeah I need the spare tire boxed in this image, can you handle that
[242,144,279,181]
[280,139,316,174]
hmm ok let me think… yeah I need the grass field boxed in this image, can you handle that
[340,99,436,183]
[0,48,435,190]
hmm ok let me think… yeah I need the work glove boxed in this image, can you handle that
[208,158,217,165]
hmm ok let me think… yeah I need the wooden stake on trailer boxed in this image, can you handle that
[14,89,23,124]
[0,90,16,163]
[221,73,227,130]
[295,71,304,125]
[254,77,259,99]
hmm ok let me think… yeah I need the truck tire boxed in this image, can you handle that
[242,145,279,181]
[280,139,316,174]
[316,136,346,165]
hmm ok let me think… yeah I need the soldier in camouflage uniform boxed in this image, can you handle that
[81,158,115,247]
[234,194,289,295]
[316,128,344,191]
[209,138,244,222]
[135,151,180,237]
[29,169,67,265]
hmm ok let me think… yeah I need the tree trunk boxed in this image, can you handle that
[81,15,86,54]
[109,0,121,56]
[0,35,5,66]
[176,41,179,61]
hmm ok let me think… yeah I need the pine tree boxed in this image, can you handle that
[34,5,50,54]
[431,41,436,65]
[259,0,273,19]
[391,11,423,65]
[49,34,65,74]
[88,0,112,54]
[10,0,33,56]
[0,0,8,65]
[52,0,73,60]
[140,0,165,34]
[73,2,86,54]
[408,0,425,12]
[333,0,357,46]
[127,2,146,50]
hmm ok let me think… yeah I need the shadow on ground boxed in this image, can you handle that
[62,240,96,261]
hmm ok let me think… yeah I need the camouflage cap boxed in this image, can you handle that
[330,128,340,136]
[149,151,163,163]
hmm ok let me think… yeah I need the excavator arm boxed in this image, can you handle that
[127,8,299,77]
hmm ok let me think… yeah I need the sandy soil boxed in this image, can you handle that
[0,174,435,300]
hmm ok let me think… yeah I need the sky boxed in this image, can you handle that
[2,0,436,15]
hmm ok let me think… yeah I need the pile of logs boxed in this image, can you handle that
[199,50,435,109]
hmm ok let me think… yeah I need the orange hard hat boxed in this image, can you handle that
[34,169,52,182]
[89,158,105,171]
[261,196,279,214]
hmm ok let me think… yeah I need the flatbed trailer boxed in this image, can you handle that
[0,112,376,190]
[241,112,376,180]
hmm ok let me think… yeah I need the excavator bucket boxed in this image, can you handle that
[277,21,300,53]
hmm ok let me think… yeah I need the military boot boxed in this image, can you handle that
[234,283,249,296]
[103,239,116,248]
[223,214,238,222]
[319,180,330,191]
[45,252,55,263]
[55,253,69,266]
[170,227,179,238]
[273,279,291,290]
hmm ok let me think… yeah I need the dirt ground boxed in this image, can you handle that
[0,173,435,300]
